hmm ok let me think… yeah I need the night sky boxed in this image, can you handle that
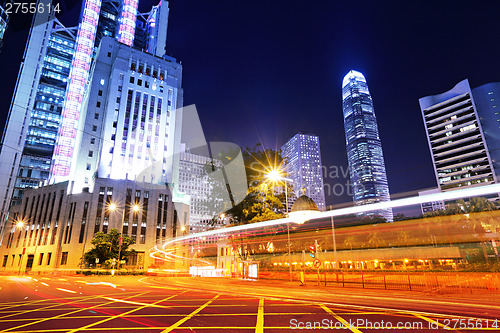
[1,0,500,208]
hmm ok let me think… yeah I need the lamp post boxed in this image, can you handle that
[15,220,24,275]
[109,202,139,270]
[330,205,338,270]
[266,170,294,281]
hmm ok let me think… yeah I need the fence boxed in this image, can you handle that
[258,270,500,294]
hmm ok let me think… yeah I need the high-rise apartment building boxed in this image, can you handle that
[0,0,170,223]
[342,70,392,221]
[419,79,500,192]
[281,132,326,211]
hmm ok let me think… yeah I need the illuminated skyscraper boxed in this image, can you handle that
[419,79,500,193]
[342,70,392,221]
[0,0,171,223]
[0,5,8,50]
[281,132,326,211]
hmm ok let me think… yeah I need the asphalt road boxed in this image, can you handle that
[0,275,498,332]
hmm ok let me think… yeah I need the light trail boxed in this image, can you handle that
[150,183,500,261]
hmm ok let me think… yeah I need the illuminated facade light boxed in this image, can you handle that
[281,132,326,210]
[117,0,138,46]
[419,79,500,194]
[51,0,102,181]
[342,70,392,222]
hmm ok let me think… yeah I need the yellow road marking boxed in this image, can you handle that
[1,291,149,332]
[66,291,186,333]
[256,298,264,333]
[101,297,174,308]
[321,304,363,333]
[161,294,220,333]
[0,292,106,320]
[149,285,179,290]
[413,314,459,331]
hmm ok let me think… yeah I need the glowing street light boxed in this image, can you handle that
[15,220,24,229]
[133,204,140,212]
[108,202,117,212]
[266,168,294,281]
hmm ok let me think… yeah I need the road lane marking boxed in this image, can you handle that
[154,277,500,313]
[413,314,460,331]
[66,291,187,333]
[1,291,150,332]
[56,288,77,294]
[161,294,220,333]
[321,304,363,333]
[149,285,180,290]
[101,297,174,308]
[256,298,264,333]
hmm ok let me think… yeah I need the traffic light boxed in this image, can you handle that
[309,245,315,258]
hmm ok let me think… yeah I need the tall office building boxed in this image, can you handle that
[0,6,75,223]
[178,145,226,233]
[0,4,8,50]
[0,0,188,272]
[342,70,392,221]
[419,79,500,193]
[281,132,326,211]
[0,0,170,224]
[68,36,182,194]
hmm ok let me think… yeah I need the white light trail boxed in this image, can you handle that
[150,183,500,261]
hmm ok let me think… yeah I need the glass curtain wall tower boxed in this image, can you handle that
[281,132,326,211]
[0,0,171,228]
[342,70,392,221]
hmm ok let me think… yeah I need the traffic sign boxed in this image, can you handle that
[313,259,321,268]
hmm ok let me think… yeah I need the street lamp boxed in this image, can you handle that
[15,219,25,275]
[108,202,137,270]
[330,205,338,270]
[266,169,294,281]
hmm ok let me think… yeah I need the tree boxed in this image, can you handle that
[397,230,411,247]
[368,232,384,249]
[457,197,497,213]
[424,197,497,217]
[344,236,358,250]
[226,144,292,223]
[84,229,134,268]
[393,213,407,221]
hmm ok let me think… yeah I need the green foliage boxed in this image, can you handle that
[226,144,292,224]
[424,196,497,217]
[84,229,134,268]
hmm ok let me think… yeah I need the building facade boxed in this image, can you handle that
[178,145,226,233]
[419,79,499,193]
[0,0,171,229]
[68,36,182,194]
[0,178,188,273]
[342,70,392,221]
[418,188,445,215]
[0,0,187,271]
[281,132,326,211]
